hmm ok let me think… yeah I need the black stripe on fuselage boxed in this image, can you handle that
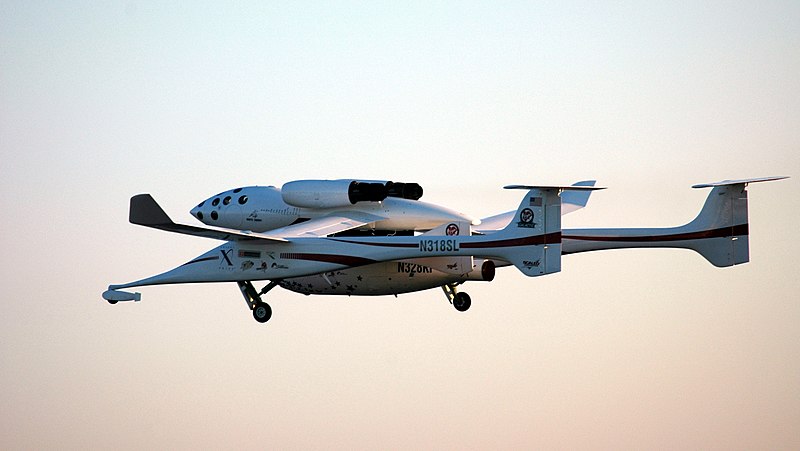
[180,256,220,267]
[280,253,377,267]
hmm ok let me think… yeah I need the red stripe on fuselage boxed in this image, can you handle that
[460,232,562,249]
[329,232,562,249]
[563,224,748,243]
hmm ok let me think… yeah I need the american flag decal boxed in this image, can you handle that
[529,197,542,207]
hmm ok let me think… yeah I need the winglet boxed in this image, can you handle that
[130,194,173,226]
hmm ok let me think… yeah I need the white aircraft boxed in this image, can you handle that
[103,177,786,323]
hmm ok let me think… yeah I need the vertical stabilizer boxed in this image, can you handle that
[684,183,749,266]
[499,185,603,276]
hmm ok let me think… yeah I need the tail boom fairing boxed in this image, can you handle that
[561,177,786,266]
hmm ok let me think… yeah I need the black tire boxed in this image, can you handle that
[107,299,118,305]
[253,302,272,323]
[453,292,471,312]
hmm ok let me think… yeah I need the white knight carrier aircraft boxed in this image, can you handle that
[103,177,787,323]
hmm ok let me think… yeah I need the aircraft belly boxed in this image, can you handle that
[279,261,452,296]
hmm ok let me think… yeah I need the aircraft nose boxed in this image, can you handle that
[190,201,207,221]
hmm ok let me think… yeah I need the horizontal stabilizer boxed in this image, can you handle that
[504,184,606,191]
[692,176,788,189]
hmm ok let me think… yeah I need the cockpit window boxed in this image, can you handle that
[212,198,220,207]
[197,201,205,208]
[233,188,242,193]
[238,195,248,205]
[223,196,231,205]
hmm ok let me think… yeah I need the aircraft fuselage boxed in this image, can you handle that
[190,185,474,233]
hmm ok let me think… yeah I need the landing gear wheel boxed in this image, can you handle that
[253,302,272,323]
[453,292,471,312]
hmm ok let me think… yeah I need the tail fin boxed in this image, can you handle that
[562,177,787,267]
[476,180,598,233]
[683,182,749,266]
[495,185,604,276]
[687,177,786,266]
[561,180,597,214]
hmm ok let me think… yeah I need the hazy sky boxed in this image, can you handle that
[1,1,798,449]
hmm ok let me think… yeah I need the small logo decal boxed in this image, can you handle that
[517,208,536,228]
[220,249,234,266]
[246,210,262,222]
[445,223,460,236]
[522,259,541,268]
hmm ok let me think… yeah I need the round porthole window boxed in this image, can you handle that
[223,196,231,205]
[238,195,248,205]
[212,198,220,207]
[211,211,218,220]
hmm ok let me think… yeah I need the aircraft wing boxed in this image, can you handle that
[264,211,387,238]
[130,194,288,243]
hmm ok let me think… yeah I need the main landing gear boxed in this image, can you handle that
[442,283,471,312]
[237,280,279,323]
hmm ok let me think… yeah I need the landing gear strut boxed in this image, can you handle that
[237,280,279,324]
[442,283,471,312]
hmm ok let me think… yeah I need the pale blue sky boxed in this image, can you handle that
[1,1,798,449]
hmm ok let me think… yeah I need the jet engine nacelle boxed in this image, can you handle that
[464,259,496,282]
[281,179,423,209]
